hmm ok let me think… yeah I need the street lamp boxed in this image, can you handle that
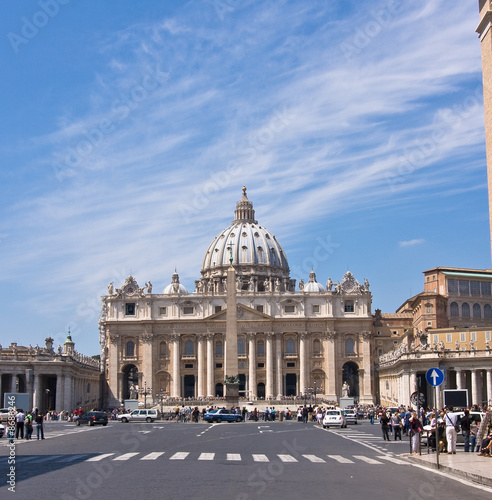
[142,382,152,409]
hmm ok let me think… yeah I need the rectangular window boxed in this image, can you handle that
[184,364,193,369]
[214,305,222,314]
[312,305,320,313]
[486,331,491,342]
[257,363,264,368]
[215,363,222,368]
[433,334,439,344]
[378,349,383,356]
[125,303,135,316]
[458,280,470,296]
[284,305,295,313]
[470,281,481,296]
[427,321,432,326]
[471,332,477,341]
[287,362,295,367]
[183,306,194,315]
[482,282,492,296]
[447,279,458,294]
[446,334,452,343]
[256,305,264,313]
[344,301,354,313]
[460,332,466,342]
[159,307,167,316]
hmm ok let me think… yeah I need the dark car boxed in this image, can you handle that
[203,409,243,423]
[74,411,108,426]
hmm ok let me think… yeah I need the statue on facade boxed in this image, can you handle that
[146,281,152,294]
[129,383,138,399]
[364,279,370,291]
[275,278,281,292]
[299,279,304,291]
[108,282,114,295]
[326,278,333,291]
[263,279,270,292]
[341,381,350,397]
[249,277,255,292]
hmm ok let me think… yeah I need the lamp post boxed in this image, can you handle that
[142,382,152,409]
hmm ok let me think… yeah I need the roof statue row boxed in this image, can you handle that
[104,188,370,297]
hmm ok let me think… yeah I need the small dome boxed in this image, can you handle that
[303,270,325,293]
[163,271,188,294]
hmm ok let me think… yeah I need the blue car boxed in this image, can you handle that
[203,409,243,423]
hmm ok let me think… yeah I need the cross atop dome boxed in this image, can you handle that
[234,186,257,223]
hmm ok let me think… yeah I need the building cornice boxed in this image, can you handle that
[477,10,492,41]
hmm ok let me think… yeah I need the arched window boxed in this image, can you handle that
[473,303,481,319]
[462,303,470,318]
[237,339,245,355]
[126,341,135,357]
[485,304,492,319]
[257,340,265,356]
[313,339,321,355]
[286,338,296,354]
[345,338,355,355]
[215,341,223,356]
[184,340,194,356]
[450,302,459,317]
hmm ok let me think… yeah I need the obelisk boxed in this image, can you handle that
[224,255,239,404]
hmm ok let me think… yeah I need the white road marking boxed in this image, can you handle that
[353,455,383,464]
[86,453,115,461]
[327,455,354,464]
[170,452,189,460]
[113,452,140,461]
[198,453,215,460]
[227,453,241,461]
[303,454,326,463]
[278,454,298,462]
[252,454,269,462]
[141,452,165,460]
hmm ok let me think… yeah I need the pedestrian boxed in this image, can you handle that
[461,409,471,452]
[368,407,375,425]
[380,410,390,441]
[36,411,45,440]
[444,406,459,454]
[25,411,33,440]
[15,409,25,439]
[409,411,423,455]
[391,411,402,440]
[471,419,479,452]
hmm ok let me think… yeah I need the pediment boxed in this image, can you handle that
[205,304,271,321]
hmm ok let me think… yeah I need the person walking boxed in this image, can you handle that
[444,406,459,454]
[15,409,25,439]
[36,411,45,440]
[380,410,390,441]
[25,411,33,440]
[391,411,402,440]
[461,410,471,452]
[409,411,423,455]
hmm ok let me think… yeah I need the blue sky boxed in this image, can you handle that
[0,0,489,356]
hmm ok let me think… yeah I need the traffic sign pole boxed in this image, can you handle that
[435,385,439,469]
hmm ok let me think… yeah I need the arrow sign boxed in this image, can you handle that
[426,368,444,387]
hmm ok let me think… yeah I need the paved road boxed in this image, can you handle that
[0,419,490,499]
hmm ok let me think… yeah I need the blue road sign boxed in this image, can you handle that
[426,368,444,387]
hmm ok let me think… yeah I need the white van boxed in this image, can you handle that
[118,409,159,423]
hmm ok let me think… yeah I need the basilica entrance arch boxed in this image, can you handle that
[122,364,139,400]
[342,361,359,400]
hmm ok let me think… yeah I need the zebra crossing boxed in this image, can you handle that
[1,425,101,446]
[13,451,407,466]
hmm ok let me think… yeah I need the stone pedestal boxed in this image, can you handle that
[225,383,239,406]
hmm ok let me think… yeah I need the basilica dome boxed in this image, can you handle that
[302,270,325,293]
[163,271,188,294]
[200,188,291,288]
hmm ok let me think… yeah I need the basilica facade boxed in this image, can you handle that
[99,188,378,407]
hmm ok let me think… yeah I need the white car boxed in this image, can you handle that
[322,409,347,428]
[118,409,159,423]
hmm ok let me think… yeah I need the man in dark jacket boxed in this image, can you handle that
[461,410,471,452]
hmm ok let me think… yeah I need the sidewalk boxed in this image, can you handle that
[405,451,492,488]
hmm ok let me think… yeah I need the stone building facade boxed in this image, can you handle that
[0,335,101,413]
[99,188,379,407]
[379,267,492,408]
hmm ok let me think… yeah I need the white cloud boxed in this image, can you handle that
[399,239,425,248]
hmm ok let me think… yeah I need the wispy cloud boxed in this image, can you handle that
[399,239,425,248]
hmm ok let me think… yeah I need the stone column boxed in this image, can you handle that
[456,368,463,389]
[324,332,337,400]
[172,335,181,397]
[486,369,492,407]
[56,374,64,413]
[225,264,239,402]
[10,375,17,393]
[64,375,72,411]
[299,332,307,398]
[248,333,256,399]
[197,335,205,397]
[275,333,283,398]
[206,334,214,397]
[266,333,274,399]
[33,374,41,411]
[471,370,480,407]
[141,332,154,396]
